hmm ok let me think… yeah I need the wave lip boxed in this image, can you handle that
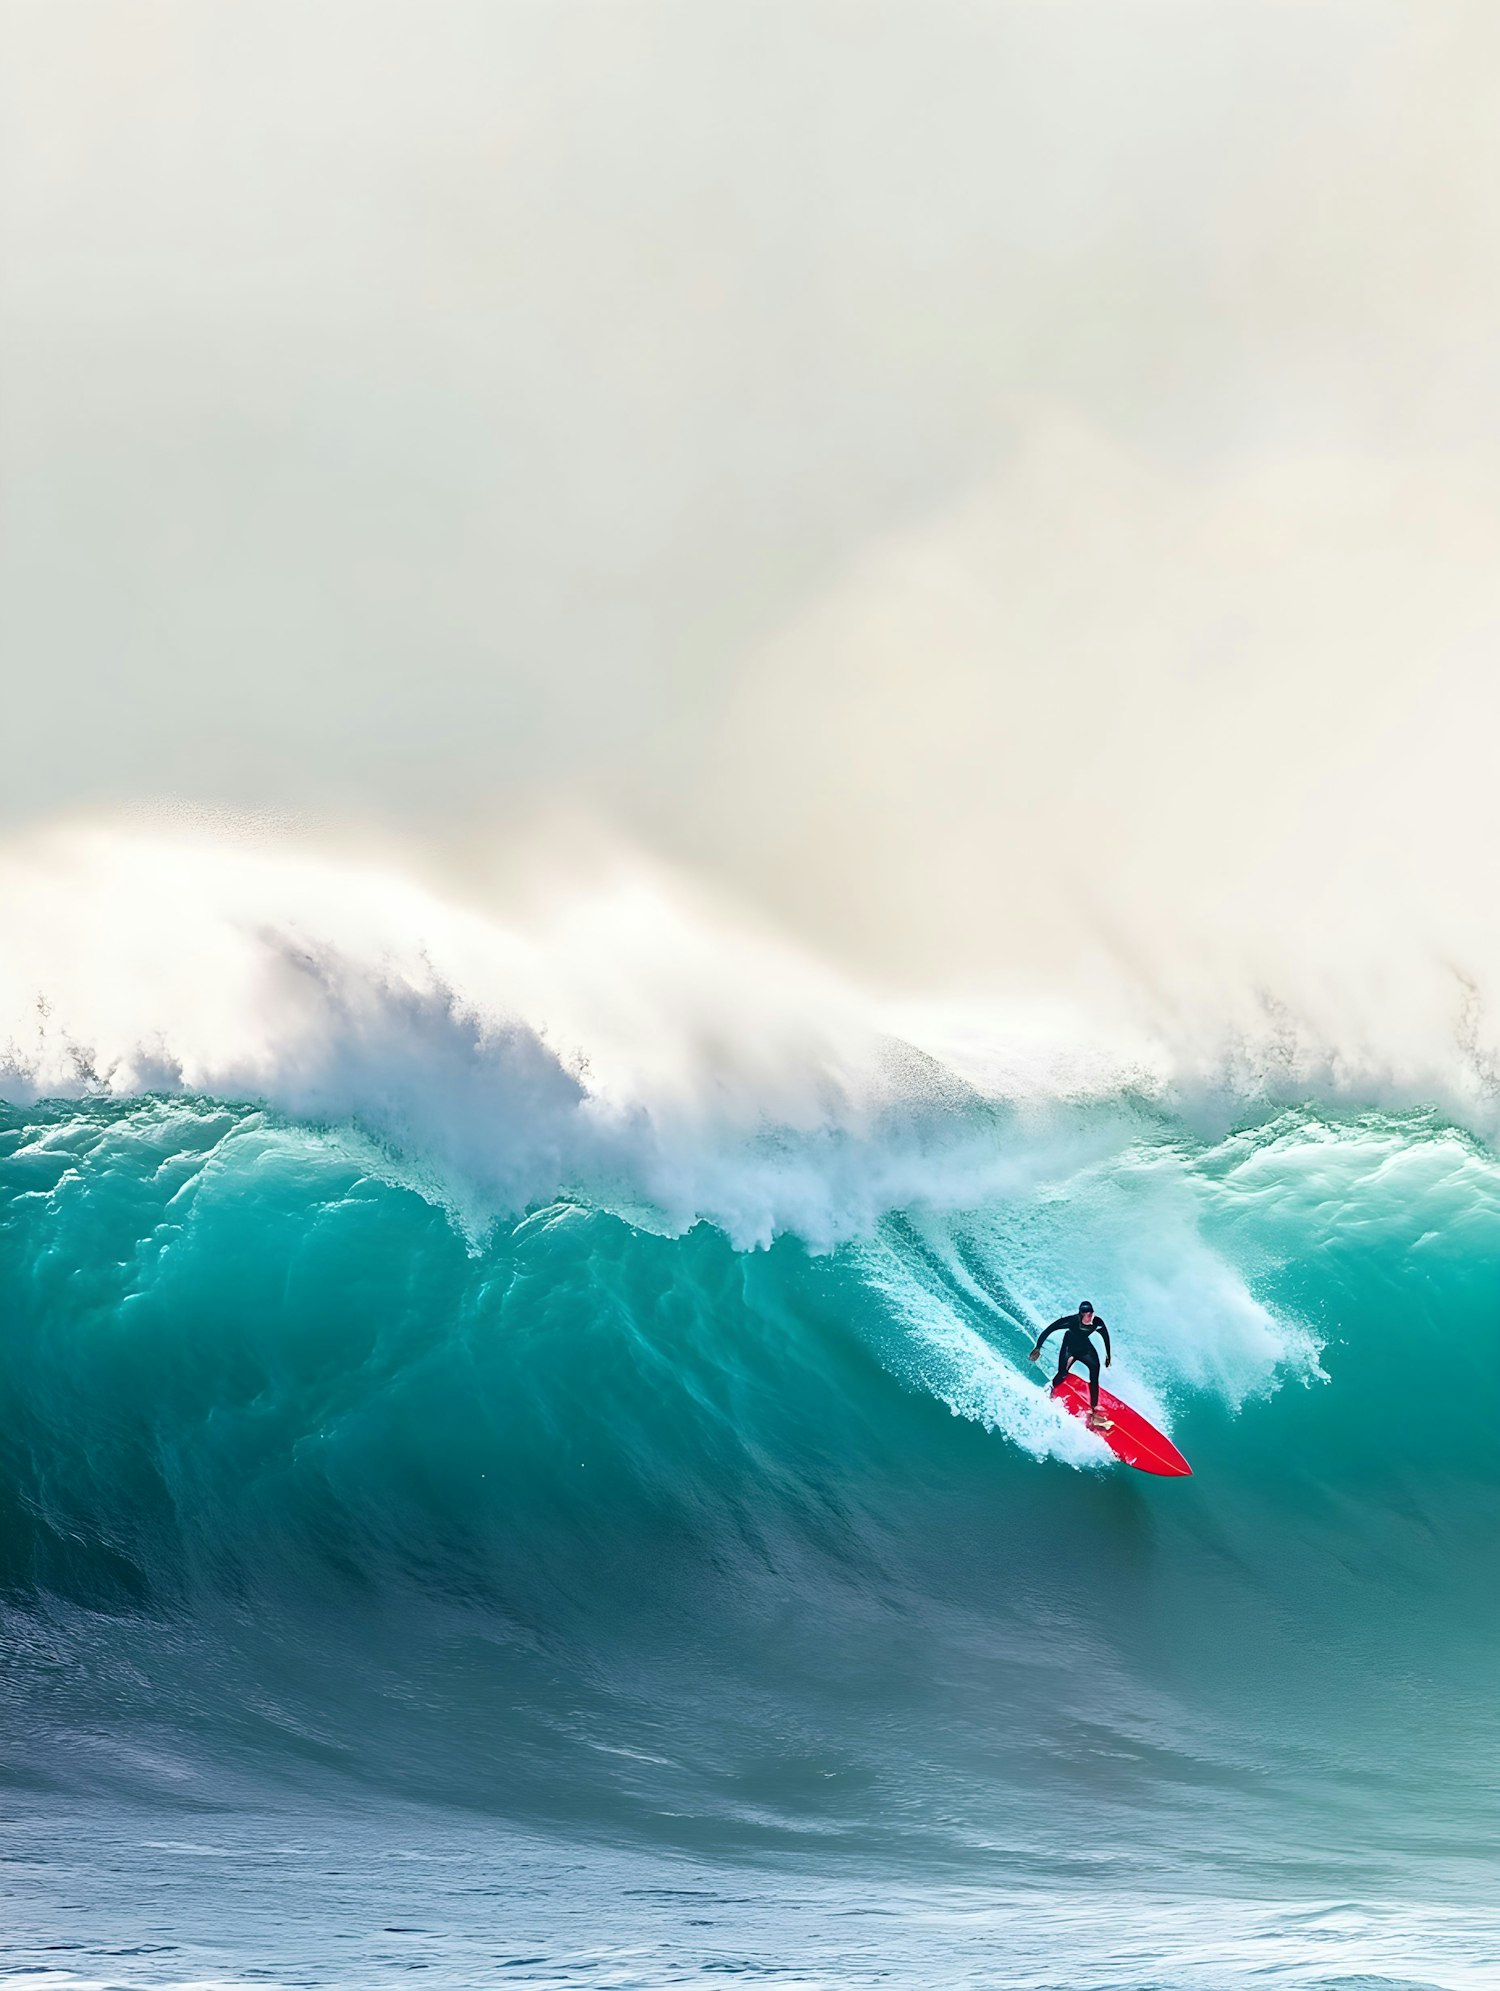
[9,825,1500,1251]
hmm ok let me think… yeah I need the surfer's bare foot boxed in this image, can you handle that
[1087,1411,1113,1432]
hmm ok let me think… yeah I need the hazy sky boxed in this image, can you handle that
[6,1,1500,990]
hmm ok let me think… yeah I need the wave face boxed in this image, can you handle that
[4,1088,1498,1905]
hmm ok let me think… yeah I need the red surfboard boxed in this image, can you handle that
[1051,1374,1192,1477]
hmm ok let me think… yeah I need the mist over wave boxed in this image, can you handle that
[7,822,1500,1242]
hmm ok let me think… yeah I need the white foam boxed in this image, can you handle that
[0,825,1116,1249]
[0,820,1489,1302]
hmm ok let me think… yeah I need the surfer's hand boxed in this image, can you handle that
[1105,1355,1112,1367]
[1027,1347,1039,1362]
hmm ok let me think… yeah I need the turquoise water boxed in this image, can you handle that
[3,1088,1498,1985]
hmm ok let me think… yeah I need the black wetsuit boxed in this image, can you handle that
[1033,1312,1112,1411]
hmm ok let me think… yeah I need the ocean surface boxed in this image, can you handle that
[2,839,1499,1989]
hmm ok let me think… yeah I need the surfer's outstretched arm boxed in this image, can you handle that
[1028,1316,1072,1360]
[1097,1321,1112,1365]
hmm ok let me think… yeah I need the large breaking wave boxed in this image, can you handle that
[2,827,1498,1946]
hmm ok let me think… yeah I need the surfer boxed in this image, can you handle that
[1029,1303,1113,1431]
